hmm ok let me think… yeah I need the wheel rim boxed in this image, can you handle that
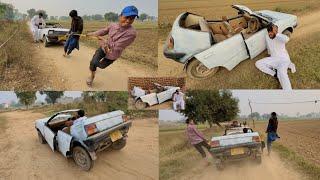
[194,62,217,78]
[74,149,88,167]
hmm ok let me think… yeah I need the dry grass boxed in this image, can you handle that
[57,20,158,69]
[0,21,47,90]
[159,124,223,180]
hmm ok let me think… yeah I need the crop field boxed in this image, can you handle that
[159,0,320,25]
[159,120,320,180]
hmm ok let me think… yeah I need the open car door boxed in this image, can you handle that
[195,34,249,70]
[244,29,268,59]
[43,126,55,151]
[157,87,180,104]
[57,131,73,157]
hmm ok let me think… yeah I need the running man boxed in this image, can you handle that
[266,112,280,155]
[30,12,46,42]
[63,10,83,57]
[86,6,138,86]
[255,23,296,90]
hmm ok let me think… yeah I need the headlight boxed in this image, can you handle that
[48,30,54,35]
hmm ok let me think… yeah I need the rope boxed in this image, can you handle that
[0,28,19,49]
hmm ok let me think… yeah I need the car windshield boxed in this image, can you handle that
[256,12,277,22]
[45,23,63,28]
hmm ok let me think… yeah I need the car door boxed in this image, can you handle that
[57,130,73,157]
[157,87,180,104]
[43,125,55,151]
[140,93,158,106]
[244,29,268,59]
[194,34,249,70]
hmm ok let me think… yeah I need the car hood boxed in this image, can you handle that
[256,10,297,22]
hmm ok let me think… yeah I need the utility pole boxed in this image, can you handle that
[248,99,254,128]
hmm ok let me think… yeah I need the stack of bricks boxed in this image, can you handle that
[128,77,186,91]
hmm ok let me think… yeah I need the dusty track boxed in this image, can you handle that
[0,111,158,180]
[178,150,306,180]
[34,43,154,91]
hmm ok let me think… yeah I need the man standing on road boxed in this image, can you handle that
[63,10,83,57]
[255,23,296,90]
[173,89,185,111]
[85,6,138,87]
[30,12,46,43]
[186,119,211,166]
[266,112,280,155]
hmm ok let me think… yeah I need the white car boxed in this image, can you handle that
[35,109,132,171]
[131,83,180,109]
[38,22,69,47]
[210,126,263,170]
[163,5,298,79]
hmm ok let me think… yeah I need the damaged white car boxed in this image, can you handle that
[163,5,298,79]
[131,83,180,109]
[35,109,132,171]
[39,22,69,47]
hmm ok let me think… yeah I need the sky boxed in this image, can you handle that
[1,0,158,17]
[0,91,82,104]
[232,90,320,116]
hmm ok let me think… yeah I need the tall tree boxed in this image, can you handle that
[15,91,36,108]
[27,8,36,18]
[36,9,48,19]
[183,90,239,127]
[40,91,64,104]
[139,13,148,21]
[249,112,261,120]
[104,12,118,22]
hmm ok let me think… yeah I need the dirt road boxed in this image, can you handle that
[0,111,158,180]
[177,150,305,180]
[34,43,155,91]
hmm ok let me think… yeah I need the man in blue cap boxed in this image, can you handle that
[86,5,139,87]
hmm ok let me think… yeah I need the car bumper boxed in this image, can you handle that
[83,121,132,152]
[210,142,261,159]
[47,35,67,42]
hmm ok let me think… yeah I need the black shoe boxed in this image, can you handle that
[273,69,278,79]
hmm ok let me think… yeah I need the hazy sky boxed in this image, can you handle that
[232,90,320,116]
[0,91,82,104]
[1,0,158,17]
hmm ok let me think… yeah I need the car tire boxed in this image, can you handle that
[37,130,46,144]
[72,146,93,171]
[112,139,127,150]
[135,99,147,110]
[187,59,219,80]
[43,36,49,47]
[282,30,292,38]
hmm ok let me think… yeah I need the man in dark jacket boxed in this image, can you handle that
[266,112,280,155]
[63,10,83,57]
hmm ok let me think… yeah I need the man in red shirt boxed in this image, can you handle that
[86,6,138,87]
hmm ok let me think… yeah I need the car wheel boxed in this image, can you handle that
[72,146,93,171]
[37,130,46,144]
[43,36,49,47]
[112,139,127,150]
[215,159,224,171]
[187,59,219,80]
[282,30,292,38]
[135,99,147,110]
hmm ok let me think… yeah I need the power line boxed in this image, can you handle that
[249,100,319,105]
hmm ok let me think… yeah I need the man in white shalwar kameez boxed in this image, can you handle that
[255,24,296,90]
[30,13,46,42]
[173,89,185,111]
